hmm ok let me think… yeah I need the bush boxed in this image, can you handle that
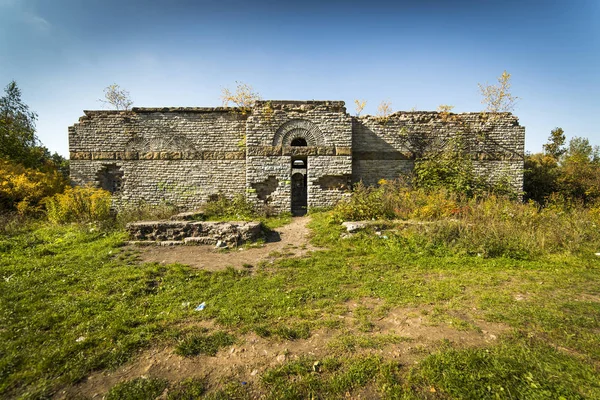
[331,181,600,258]
[413,134,516,198]
[45,186,112,224]
[330,180,463,223]
[115,201,179,227]
[0,160,67,215]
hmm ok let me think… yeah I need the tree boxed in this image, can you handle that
[543,127,566,159]
[354,99,367,116]
[221,81,261,113]
[558,137,600,205]
[100,84,133,111]
[523,152,561,205]
[0,81,40,167]
[478,71,519,114]
[376,100,392,122]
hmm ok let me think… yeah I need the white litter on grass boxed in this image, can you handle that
[595,253,600,257]
[195,302,206,311]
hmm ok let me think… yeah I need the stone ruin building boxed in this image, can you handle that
[68,101,525,216]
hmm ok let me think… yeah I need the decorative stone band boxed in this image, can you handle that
[353,151,523,161]
[70,151,246,161]
[246,146,352,157]
[71,148,520,162]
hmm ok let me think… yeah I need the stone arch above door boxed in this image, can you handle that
[272,119,326,147]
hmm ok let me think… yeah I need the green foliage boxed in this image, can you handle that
[0,81,68,174]
[0,159,67,214]
[525,131,600,206]
[105,377,168,400]
[174,331,235,357]
[203,192,281,221]
[557,137,600,205]
[523,152,560,205]
[0,81,38,167]
[204,193,255,219]
[331,183,600,259]
[45,186,112,223]
[115,201,180,227]
[413,134,514,197]
[543,127,566,159]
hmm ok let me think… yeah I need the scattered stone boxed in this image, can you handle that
[276,354,286,363]
[342,221,367,233]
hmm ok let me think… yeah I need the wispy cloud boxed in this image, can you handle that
[0,0,52,31]
[23,12,51,31]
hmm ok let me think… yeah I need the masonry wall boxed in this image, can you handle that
[69,108,247,209]
[352,112,525,191]
[69,103,525,214]
[245,101,353,212]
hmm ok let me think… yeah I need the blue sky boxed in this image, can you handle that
[1,0,598,156]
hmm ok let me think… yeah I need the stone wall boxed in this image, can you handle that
[69,102,525,213]
[69,108,248,209]
[352,112,525,191]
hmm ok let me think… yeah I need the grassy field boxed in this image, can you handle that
[1,211,600,399]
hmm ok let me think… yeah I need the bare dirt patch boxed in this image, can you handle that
[134,217,318,271]
[58,302,510,399]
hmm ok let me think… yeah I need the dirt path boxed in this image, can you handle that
[136,216,318,271]
[58,303,509,399]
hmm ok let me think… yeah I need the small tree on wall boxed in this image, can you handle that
[99,84,134,111]
[478,70,519,114]
[221,81,261,114]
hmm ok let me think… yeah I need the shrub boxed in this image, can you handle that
[203,193,270,219]
[331,181,600,258]
[115,201,179,227]
[0,160,67,215]
[45,186,112,224]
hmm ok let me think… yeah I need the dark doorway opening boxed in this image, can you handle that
[291,172,307,216]
[291,154,307,216]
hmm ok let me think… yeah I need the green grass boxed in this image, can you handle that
[174,331,236,357]
[105,377,168,400]
[1,211,600,398]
